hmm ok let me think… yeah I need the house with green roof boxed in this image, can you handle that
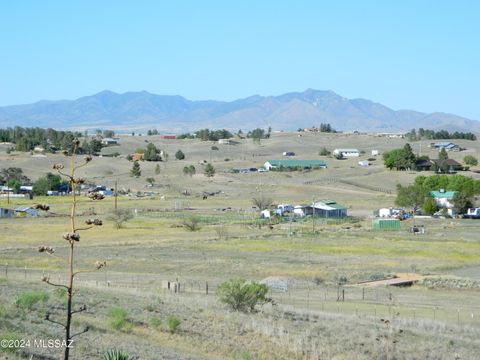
[430,190,457,216]
[264,159,327,171]
[303,199,347,218]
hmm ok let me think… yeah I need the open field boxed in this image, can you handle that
[1,132,480,359]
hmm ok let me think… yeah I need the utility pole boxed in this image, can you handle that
[114,180,118,215]
[312,197,315,233]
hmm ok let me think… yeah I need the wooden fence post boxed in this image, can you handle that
[206,281,208,295]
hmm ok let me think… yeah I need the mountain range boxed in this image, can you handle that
[0,89,479,133]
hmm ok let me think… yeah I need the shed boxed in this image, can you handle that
[0,208,15,218]
[305,200,347,218]
[264,160,327,170]
[15,206,38,218]
[372,219,400,231]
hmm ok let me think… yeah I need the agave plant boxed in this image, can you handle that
[103,348,135,360]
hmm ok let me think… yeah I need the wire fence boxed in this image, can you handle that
[3,265,480,326]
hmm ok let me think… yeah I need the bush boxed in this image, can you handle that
[182,216,201,231]
[149,317,162,329]
[13,291,49,310]
[464,155,478,166]
[166,316,181,333]
[108,209,134,229]
[107,307,130,331]
[103,349,134,360]
[217,279,270,312]
[175,149,185,160]
[319,147,331,156]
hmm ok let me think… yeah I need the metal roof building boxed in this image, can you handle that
[264,159,327,170]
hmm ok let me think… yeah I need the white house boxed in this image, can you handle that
[333,149,360,157]
[101,138,118,145]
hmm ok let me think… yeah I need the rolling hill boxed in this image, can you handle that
[0,89,479,133]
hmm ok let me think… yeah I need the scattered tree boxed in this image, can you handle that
[183,165,196,176]
[204,163,215,177]
[145,177,155,186]
[130,161,141,177]
[155,164,161,175]
[453,191,473,214]
[143,143,161,161]
[108,209,134,229]
[395,184,426,215]
[175,149,185,160]
[182,216,201,231]
[252,194,273,211]
[216,279,270,312]
[422,197,438,215]
[464,155,478,166]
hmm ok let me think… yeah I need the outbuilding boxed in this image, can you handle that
[333,149,360,157]
[0,208,15,218]
[15,206,38,217]
[263,160,327,170]
[305,200,347,218]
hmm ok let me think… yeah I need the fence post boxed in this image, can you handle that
[24,265,27,280]
[457,309,460,324]
[5,263,7,278]
[362,287,365,301]
[206,281,208,295]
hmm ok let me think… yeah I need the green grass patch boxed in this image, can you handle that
[13,290,49,310]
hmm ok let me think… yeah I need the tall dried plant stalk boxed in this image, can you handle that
[38,139,105,360]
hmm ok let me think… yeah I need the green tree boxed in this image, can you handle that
[175,149,185,160]
[452,191,473,214]
[6,179,21,193]
[130,161,141,178]
[464,155,478,166]
[439,147,448,161]
[216,279,270,312]
[183,165,196,176]
[32,173,66,195]
[146,177,155,186]
[144,143,161,161]
[422,197,438,215]
[204,163,215,177]
[395,184,426,216]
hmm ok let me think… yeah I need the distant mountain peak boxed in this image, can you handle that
[0,89,478,133]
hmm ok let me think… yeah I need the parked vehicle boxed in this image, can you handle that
[464,208,480,219]
[276,204,294,216]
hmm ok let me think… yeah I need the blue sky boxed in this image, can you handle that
[0,0,479,119]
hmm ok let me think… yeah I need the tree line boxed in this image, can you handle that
[396,174,480,215]
[406,128,476,141]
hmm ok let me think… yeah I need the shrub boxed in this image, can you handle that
[464,155,478,166]
[217,279,270,312]
[166,316,181,333]
[319,147,331,156]
[102,349,134,360]
[108,209,134,229]
[182,216,201,231]
[107,307,130,331]
[149,317,162,329]
[204,163,215,177]
[175,149,185,160]
[13,291,49,310]
[0,333,21,354]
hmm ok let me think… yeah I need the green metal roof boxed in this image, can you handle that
[266,160,327,168]
[430,191,456,199]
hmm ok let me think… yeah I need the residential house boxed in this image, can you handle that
[304,200,347,218]
[433,159,463,173]
[15,206,38,217]
[263,160,327,171]
[101,138,118,145]
[415,159,434,171]
[430,142,460,151]
[431,190,457,216]
[332,148,360,157]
